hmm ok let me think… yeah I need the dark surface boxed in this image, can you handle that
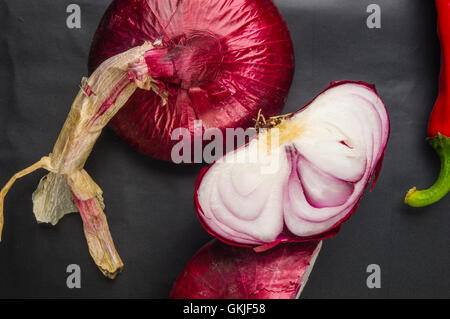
[0,0,446,298]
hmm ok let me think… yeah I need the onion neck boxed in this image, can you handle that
[405,133,450,207]
[143,31,223,89]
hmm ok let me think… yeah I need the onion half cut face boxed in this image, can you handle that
[195,82,390,247]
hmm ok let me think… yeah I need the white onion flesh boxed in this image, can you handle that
[196,82,389,246]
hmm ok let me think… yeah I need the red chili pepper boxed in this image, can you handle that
[405,0,450,207]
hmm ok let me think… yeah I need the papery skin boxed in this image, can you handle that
[169,239,322,299]
[0,43,157,278]
[88,0,294,161]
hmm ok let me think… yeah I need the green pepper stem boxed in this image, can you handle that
[405,133,450,207]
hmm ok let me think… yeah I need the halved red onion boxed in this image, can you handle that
[195,81,390,247]
[89,0,294,161]
[170,239,322,299]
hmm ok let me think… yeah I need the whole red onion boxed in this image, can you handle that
[89,0,295,161]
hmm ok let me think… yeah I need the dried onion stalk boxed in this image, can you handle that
[0,42,161,278]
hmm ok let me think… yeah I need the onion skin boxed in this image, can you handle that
[73,194,124,279]
[0,43,156,278]
[169,239,322,299]
[89,0,294,161]
[194,81,390,248]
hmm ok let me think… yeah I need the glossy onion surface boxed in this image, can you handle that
[89,0,294,161]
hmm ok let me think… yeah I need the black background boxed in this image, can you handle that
[0,0,447,299]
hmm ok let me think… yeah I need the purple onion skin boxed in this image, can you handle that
[88,0,294,161]
[169,239,321,299]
